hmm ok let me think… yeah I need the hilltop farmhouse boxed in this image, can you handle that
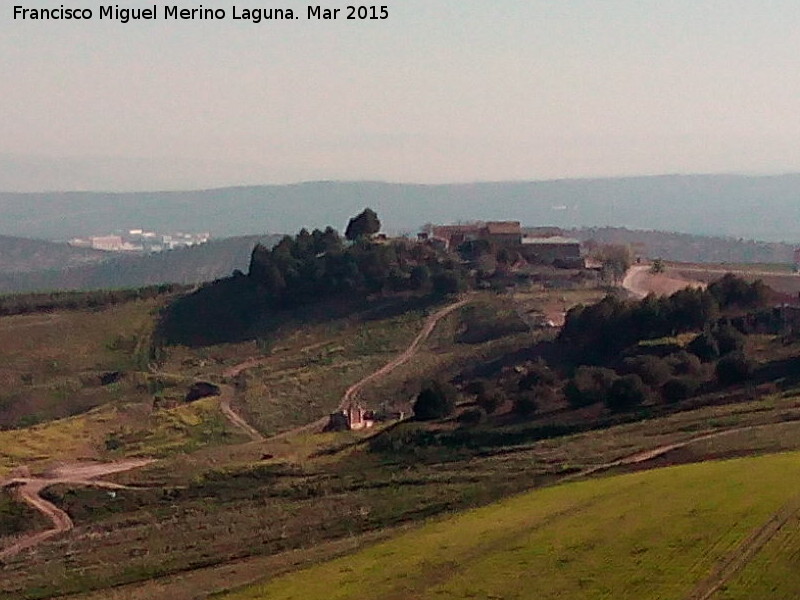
[420,221,582,267]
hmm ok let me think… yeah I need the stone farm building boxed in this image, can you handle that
[427,221,522,249]
[325,404,375,432]
[520,235,582,266]
[422,221,582,267]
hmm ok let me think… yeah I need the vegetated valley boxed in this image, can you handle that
[2,210,800,599]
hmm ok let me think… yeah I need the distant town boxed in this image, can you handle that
[69,229,211,253]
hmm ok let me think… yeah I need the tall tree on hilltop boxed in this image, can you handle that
[345,208,381,241]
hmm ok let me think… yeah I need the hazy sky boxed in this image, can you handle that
[3,1,800,190]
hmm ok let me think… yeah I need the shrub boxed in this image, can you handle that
[413,381,456,421]
[564,367,618,408]
[607,374,649,412]
[715,323,745,356]
[688,331,719,361]
[185,381,221,402]
[476,391,504,415]
[622,355,671,387]
[515,385,556,418]
[513,392,539,417]
[661,377,699,403]
[432,272,465,296]
[716,352,754,385]
[464,379,490,397]
[518,360,558,390]
[665,351,703,376]
[457,407,485,426]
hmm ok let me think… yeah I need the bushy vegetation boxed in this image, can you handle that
[160,210,469,345]
[715,352,755,385]
[607,374,649,412]
[413,381,457,421]
[564,366,618,408]
[0,489,44,536]
[559,275,769,363]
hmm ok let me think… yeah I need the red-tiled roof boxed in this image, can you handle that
[485,221,521,235]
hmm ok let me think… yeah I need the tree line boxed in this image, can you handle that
[160,209,469,345]
[0,284,186,317]
[559,274,771,363]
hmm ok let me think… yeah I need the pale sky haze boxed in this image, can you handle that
[3,1,800,190]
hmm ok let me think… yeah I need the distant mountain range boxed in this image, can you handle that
[569,228,798,264]
[2,174,800,243]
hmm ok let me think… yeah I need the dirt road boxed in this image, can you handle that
[342,299,469,406]
[217,383,265,443]
[0,459,153,561]
[623,264,705,299]
[264,298,469,441]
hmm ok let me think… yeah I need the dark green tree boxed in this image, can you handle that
[345,208,381,241]
[564,366,618,408]
[715,352,753,385]
[607,374,649,412]
[413,381,456,421]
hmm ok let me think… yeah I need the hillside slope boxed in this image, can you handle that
[226,451,800,600]
[3,174,800,242]
[0,235,281,293]
[0,236,107,274]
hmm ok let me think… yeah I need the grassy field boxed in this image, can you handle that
[8,286,800,599]
[5,387,800,599]
[222,451,800,600]
[715,510,800,599]
[0,299,162,429]
[0,396,248,478]
[233,305,430,435]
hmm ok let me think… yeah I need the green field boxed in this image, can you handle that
[223,451,800,600]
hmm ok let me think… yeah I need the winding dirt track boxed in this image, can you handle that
[0,299,468,561]
[0,459,153,561]
[215,298,469,442]
[217,384,266,443]
[267,298,470,441]
[341,299,469,407]
[622,264,706,299]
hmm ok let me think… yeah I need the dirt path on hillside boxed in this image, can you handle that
[342,299,469,407]
[560,423,776,484]
[217,383,266,443]
[0,459,153,561]
[264,298,469,441]
[622,265,706,299]
[211,298,466,442]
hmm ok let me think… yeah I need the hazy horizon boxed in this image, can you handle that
[4,2,800,192]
